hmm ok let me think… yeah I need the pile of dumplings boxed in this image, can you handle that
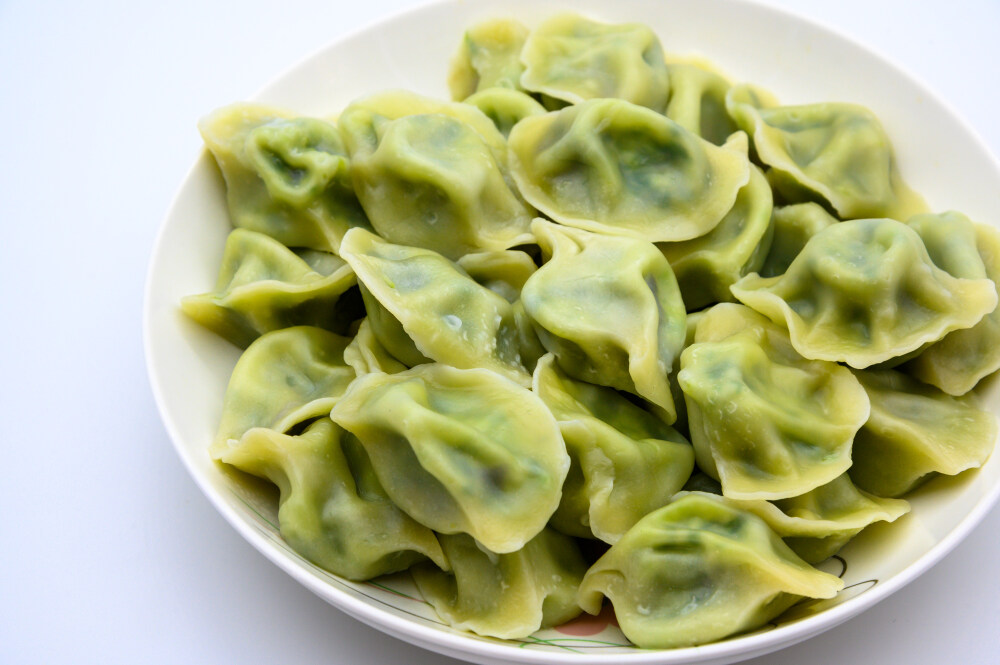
[182,13,999,650]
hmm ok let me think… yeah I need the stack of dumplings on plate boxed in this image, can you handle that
[183,12,999,649]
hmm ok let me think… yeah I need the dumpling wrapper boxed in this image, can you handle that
[448,18,530,100]
[329,363,570,553]
[214,419,447,580]
[758,203,838,278]
[664,60,738,145]
[577,493,843,649]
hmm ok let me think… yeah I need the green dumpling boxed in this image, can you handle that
[508,98,751,242]
[448,18,530,100]
[726,84,925,220]
[412,530,586,639]
[679,304,870,500]
[181,229,358,348]
[214,419,448,580]
[758,203,838,278]
[521,219,687,421]
[339,228,530,386]
[577,494,843,649]
[338,91,533,260]
[462,88,546,138]
[659,151,774,311]
[903,212,1000,395]
[664,60,738,145]
[213,326,356,446]
[731,218,998,368]
[329,364,570,554]
[519,13,670,111]
[199,103,371,253]
[850,368,997,498]
[534,355,694,543]
[342,318,407,377]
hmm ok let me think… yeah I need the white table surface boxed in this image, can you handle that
[2,0,998,663]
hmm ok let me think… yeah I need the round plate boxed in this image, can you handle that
[144,1,1000,663]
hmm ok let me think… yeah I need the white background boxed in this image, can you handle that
[2,0,998,663]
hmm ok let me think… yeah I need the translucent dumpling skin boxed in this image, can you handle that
[508,99,751,242]
[448,18,530,100]
[328,364,570,553]
[679,304,870,500]
[731,218,998,368]
[412,530,586,639]
[214,419,447,580]
[199,104,372,253]
[577,494,843,648]
[521,219,687,420]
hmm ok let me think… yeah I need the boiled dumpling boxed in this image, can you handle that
[664,61,738,145]
[577,493,843,648]
[726,85,925,220]
[411,529,586,639]
[329,363,570,553]
[462,88,546,138]
[181,229,358,348]
[343,318,407,376]
[678,304,870,499]
[339,228,530,385]
[455,249,537,304]
[850,368,997,498]
[508,98,750,242]
[521,219,687,420]
[338,91,533,259]
[903,212,1000,395]
[199,104,371,253]
[731,218,998,368]
[520,13,669,111]
[533,354,694,543]
[214,326,356,446]
[758,203,837,278]
[214,419,447,580]
[448,18,530,100]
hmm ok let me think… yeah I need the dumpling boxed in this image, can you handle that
[903,212,1000,395]
[462,88,546,138]
[678,304,870,500]
[731,218,998,368]
[725,85,925,220]
[508,99,751,242]
[664,61,738,145]
[680,472,910,564]
[181,229,358,348]
[214,326,356,446]
[199,104,371,253]
[448,18,530,100]
[338,91,533,259]
[521,219,687,420]
[534,354,694,543]
[343,318,407,376]
[577,493,843,649]
[339,228,530,385]
[214,419,448,580]
[667,309,706,437]
[758,203,837,278]
[455,249,537,304]
[849,368,997,498]
[659,155,774,311]
[519,13,669,111]
[328,364,570,553]
[411,530,586,639]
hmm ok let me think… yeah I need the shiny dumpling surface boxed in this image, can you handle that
[508,98,750,242]
[338,91,533,259]
[339,228,530,386]
[731,218,998,368]
[448,18,530,100]
[725,85,925,220]
[462,88,546,138]
[521,219,686,420]
[181,229,358,348]
[533,354,694,543]
[213,326,356,446]
[664,61,738,145]
[342,318,408,377]
[678,304,870,500]
[659,154,774,311]
[520,13,669,111]
[199,103,371,253]
[758,203,838,278]
[214,419,447,580]
[850,368,998,498]
[411,530,586,639]
[328,363,570,553]
[577,493,843,649]
[903,212,1000,395]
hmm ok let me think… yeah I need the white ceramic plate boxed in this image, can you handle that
[144,1,1000,664]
